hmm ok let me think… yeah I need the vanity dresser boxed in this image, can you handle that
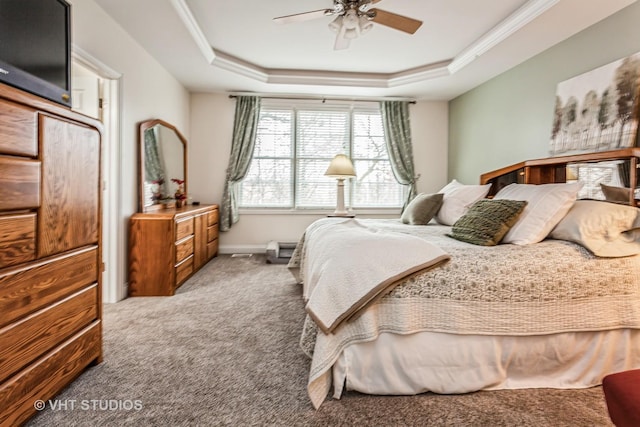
[0,83,103,425]
[129,204,219,296]
[128,119,218,297]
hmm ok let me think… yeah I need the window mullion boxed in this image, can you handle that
[347,107,354,210]
[292,108,298,209]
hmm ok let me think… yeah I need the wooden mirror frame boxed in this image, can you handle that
[138,119,188,212]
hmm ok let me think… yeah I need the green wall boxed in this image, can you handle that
[449,2,640,184]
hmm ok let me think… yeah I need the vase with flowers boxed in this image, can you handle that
[172,178,186,208]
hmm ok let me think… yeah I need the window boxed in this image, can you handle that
[239,101,404,210]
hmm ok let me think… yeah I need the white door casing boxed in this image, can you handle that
[72,46,124,303]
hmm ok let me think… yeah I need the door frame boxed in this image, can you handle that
[72,46,124,303]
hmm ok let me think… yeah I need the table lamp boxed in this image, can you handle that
[324,154,356,216]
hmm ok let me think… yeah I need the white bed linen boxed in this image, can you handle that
[332,329,640,398]
[291,219,640,408]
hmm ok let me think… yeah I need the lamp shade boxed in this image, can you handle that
[325,154,356,178]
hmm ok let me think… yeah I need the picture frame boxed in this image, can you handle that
[549,52,640,156]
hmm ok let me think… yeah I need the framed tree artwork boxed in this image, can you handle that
[549,51,640,156]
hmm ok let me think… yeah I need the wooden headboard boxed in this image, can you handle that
[480,148,640,205]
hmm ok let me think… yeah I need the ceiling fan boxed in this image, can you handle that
[273,0,423,50]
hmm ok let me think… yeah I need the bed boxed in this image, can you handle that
[290,150,640,409]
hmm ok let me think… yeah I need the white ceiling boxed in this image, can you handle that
[93,0,636,100]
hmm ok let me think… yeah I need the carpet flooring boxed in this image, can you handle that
[28,255,614,426]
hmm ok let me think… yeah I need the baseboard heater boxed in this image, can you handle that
[266,241,297,264]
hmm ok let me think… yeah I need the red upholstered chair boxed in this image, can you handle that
[602,369,640,427]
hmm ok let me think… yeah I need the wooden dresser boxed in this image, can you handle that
[128,204,219,296]
[0,83,103,426]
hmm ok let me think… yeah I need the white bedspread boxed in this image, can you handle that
[289,219,640,409]
[304,219,450,334]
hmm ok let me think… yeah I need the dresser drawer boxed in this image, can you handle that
[176,255,193,285]
[207,209,219,227]
[0,157,40,211]
[207,239,219,259]
[0,321,101,427]
[0,247,98,328]
[207,225,218,243]
[175,236,194,264]
[0,99,37,157]
[0,213,36,269]
[176,217,194,241]
[0,284,97,384]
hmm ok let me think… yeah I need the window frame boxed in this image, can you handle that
[238,99,404,214]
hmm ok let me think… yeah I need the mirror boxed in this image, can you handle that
[138,119,188,211]
[566,159,636,203]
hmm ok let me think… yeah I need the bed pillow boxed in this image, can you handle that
[447,199,528,246]
[434,179,491,226]
[494,182,583,245]
[401,193,444,225]
[550,199,640,257]
[601,183,632,204]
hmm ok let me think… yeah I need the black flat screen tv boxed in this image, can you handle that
[0,0,72,107]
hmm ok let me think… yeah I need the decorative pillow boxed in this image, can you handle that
[401,193,444,225]
[494,182,583,245]
[447,199,528,246]
[434,179,492,226]
[601,183,632,204]
[550,199,640,257]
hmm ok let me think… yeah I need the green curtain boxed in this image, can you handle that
[220,96,261,231]
[380,101,419,211]
[618,160,631,188]
[144,126,165,185]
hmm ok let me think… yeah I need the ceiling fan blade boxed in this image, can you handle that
[369,8,422,34]
[273,9,334,24]
[334,26,350,50]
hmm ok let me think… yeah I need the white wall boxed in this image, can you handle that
[189,94,449,252]
[70,0,190,300]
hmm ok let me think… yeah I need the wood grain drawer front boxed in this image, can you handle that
[0,156,40,211]
[175,236,194,264]
[0,321,101,427]
[0,213,36,269]
[0,247,98,329]
[0,99,37,157]
[207,225,218,243]
[207,239,219,259]
[176,217,194,241]
[39,115,100,257]
[176,255,193,285]
[0,285,97,384]
[207,209,219,227]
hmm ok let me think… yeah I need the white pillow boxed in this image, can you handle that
[435,179,491,226]
[494,182,583,245]
[550,200,640,257]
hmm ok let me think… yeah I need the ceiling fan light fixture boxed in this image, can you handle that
[328,15,343,33]
[359,15,373,34]
[344,28,359,39]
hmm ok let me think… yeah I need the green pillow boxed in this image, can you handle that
[447,199,528,246]
[401,193,444,225]
[600,183,632,204]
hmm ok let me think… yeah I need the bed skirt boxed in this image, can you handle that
[332,329,640,399]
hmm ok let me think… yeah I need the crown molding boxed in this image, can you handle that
[173,0,560,89]
[170,0,216,64]
[448,0,561,73]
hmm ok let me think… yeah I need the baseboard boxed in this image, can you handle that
[219,244,267,255]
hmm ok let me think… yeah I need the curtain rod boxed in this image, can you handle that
[227,93,416,104]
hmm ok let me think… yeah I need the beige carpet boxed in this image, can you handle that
[28,255,614,426]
